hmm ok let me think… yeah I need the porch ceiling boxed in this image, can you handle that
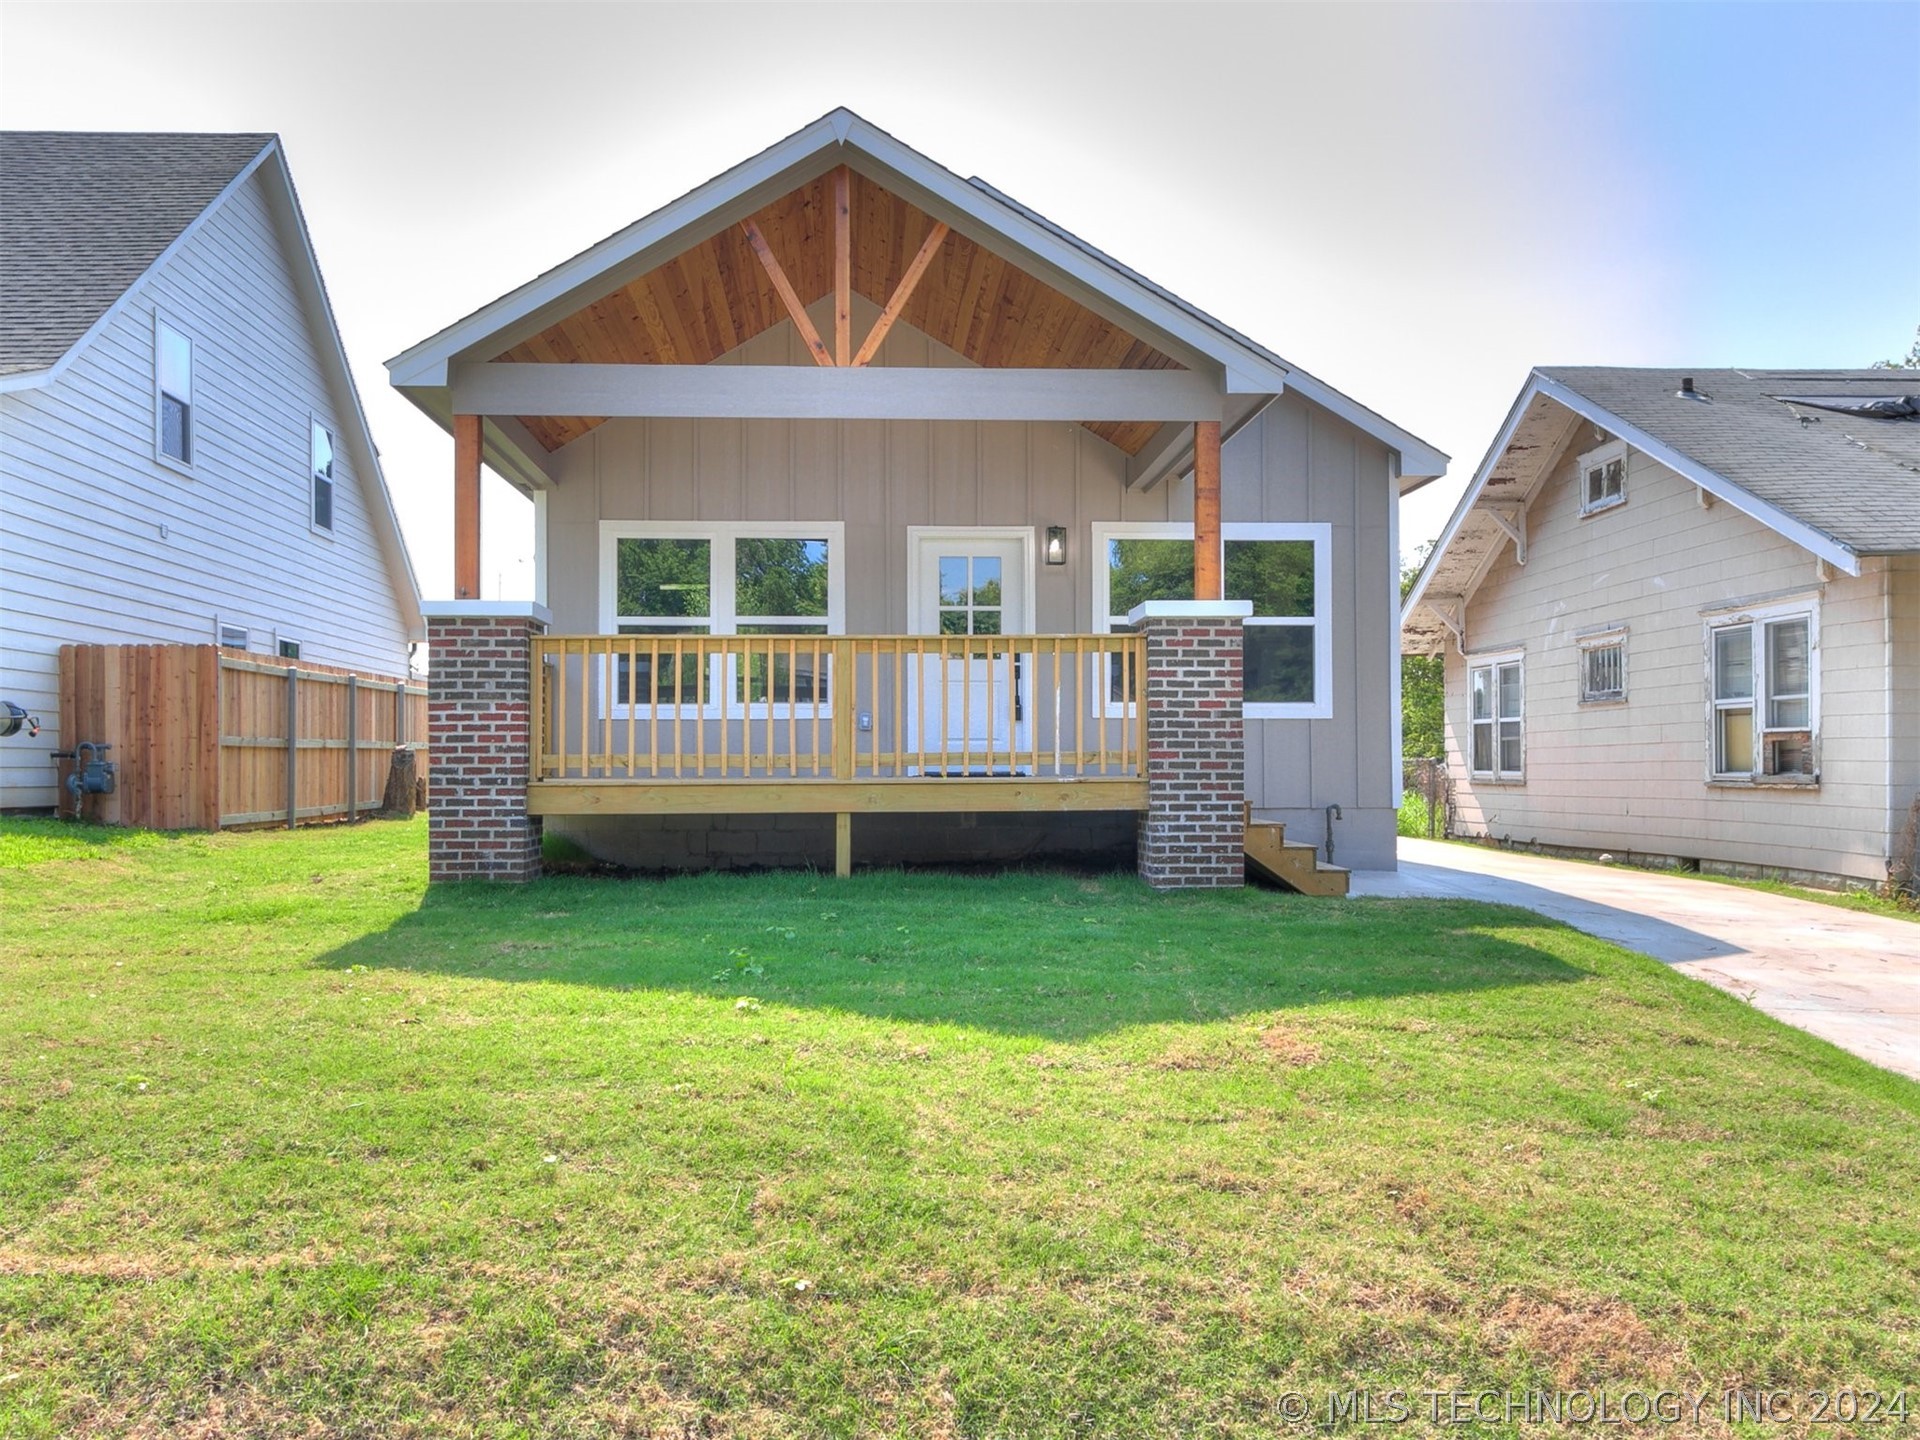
[495,169,1183,456]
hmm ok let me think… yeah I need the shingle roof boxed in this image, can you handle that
[1538,367,1920,554]
[0,131,274,376]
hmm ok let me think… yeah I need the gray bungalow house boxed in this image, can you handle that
[389,109,1446,888]
[1404,367,1920,890]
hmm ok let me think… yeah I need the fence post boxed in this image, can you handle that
[285,663,299,830]
[346,674,359,822]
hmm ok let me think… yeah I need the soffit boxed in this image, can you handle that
[495,169,1182,455]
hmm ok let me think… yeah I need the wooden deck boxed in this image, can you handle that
[530,633,1150,872]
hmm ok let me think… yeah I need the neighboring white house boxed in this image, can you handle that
[0,132,423,810]
[1403,367,1920,889]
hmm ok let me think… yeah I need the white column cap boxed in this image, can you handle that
[422,600,554,624]
[1126,600,1253,624]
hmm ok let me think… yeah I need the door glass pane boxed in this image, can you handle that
[938,557,969,606]
[617,539,710,618]
[938,609,969,635]
[1108,538,1193,616]
[737,538,828,617]
[1225,539,1314,617]
[1713,626,1752,700]
[1718,706,1753,774]
[972,609,1001,636]
[1244,625,1314,704]
[970,556,1002,606]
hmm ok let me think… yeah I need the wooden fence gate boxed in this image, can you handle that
[56,644,427,830]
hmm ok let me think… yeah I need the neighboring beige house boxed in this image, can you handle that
[387,109,1447,887]
[1404,367,1920,889]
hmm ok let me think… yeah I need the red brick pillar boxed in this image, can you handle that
[423,602,549,883]
[1131,600,1253,890]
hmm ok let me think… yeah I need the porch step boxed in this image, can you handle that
[1243,807,1349,897]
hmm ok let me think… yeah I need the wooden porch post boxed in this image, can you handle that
[453,413,482,600]
[1193,419,1222,601]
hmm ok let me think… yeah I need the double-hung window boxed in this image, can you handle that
[600,522,844,716]
[155,317,193,467]
[311,420,336,531]
[1708,604,1816,781]
[1090,520,1332,718]
[1578,439,1627,516]
[1469,652,1524,781]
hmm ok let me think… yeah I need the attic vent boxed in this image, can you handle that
[1774,394,1919,419]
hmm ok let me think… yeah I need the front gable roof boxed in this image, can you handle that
[387,108,1446,485]
[1402,366,1920,654]
[0,130,423,639]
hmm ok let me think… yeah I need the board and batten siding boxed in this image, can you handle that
[0,167,414,809]
[1444,436,1906,884]
[540,295,1404,868]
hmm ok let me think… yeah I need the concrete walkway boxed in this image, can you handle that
[1351,838,1920,1083]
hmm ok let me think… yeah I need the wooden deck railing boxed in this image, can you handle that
[530,633,1145,784]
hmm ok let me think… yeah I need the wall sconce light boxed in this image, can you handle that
[1045,526,1067,566]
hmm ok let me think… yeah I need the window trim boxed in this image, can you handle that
[1577,438,1628,517]
[1576,627,1629,706]
[1089,520,1333,720]
[597,520,846,720]
[309,415,337,536]
[1467,648,1525,782]
[153,312,195,475]
[1703,598,1820,786]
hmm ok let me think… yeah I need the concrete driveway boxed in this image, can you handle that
[1352,838,1920,1083]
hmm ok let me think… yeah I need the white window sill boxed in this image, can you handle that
[1579,496,1627,519]
[1706,775,1820,790]
[1469,774,1526,786]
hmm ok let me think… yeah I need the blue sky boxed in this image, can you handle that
[2,2,1913,591]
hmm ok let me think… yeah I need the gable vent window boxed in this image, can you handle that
[1578,439,1627,516]
[311,420,335,531]
[1578,632,1627,704]
[217,622,251,651]
[156,318,193,466]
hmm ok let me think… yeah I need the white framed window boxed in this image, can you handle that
[1089,520,1333,719]
[155,315,194,469]
[1578,439,1627,516]
[597,521,845,718]
[310,419,336,532]
[1468,650,1524,781]
[277,638,302,661]
[1577,628,1628,704]
[1706,601,1817,783]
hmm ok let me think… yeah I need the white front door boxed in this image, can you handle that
[905,530,1032,772]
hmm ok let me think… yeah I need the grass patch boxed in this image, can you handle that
[2,816,1916,1437]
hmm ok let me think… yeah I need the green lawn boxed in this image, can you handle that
[2,818,1916,1438]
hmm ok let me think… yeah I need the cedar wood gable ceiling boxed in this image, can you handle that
[496,169,1184,455]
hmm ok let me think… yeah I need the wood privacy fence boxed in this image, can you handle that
[57,644,427,830]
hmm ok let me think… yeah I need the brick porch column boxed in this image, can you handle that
[1130,600,1253,890]
[422,601,550,883]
